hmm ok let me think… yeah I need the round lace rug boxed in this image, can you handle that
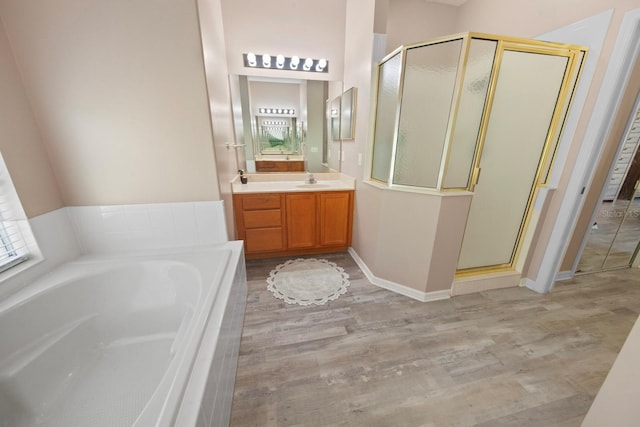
[266,258,350,306]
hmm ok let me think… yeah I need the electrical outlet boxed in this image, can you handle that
[358,153,362,166]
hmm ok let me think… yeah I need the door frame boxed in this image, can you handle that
[527,9,640,293]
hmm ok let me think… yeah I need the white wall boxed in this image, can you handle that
[197,0,239,240]
[0,0,221,207]
[220,0,347,81]
[248,81,301,117]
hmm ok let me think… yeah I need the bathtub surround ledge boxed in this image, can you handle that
[67,201,228,254]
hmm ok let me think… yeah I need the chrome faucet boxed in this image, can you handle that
[305,172,317,184]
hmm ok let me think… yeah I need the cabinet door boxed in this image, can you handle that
[319,192,352,247]
[286,193,316,249]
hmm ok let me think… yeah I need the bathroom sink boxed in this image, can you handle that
[296,184,331,189]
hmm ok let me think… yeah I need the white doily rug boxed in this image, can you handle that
[266,258,350,306]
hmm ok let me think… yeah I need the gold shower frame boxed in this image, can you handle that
[369,32,588,275]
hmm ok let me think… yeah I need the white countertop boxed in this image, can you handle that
[231,173,356,194]
[254,155,304,161]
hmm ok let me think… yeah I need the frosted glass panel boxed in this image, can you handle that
[541,50,585,184]
[457,50,569,270]
[393,40,462,188]
[371,53,402,182]
[444,39,497,188]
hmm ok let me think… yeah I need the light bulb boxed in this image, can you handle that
[246,53,257,67]
[276,55,285,69]
[290,56,300,70]
[316,58,327,72]
[303,58,313,71]
[262,54,271,68]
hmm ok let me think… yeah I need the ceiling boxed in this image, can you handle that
[424,0,470,6]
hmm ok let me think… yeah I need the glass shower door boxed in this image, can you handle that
[457,46,575,272]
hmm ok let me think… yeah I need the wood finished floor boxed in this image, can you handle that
[230,252,640,426]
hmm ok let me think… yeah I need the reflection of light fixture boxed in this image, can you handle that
[258,107,295,116]
[242,53,328,73]
[262,54,271,68]
[246,52,257,67]
[303,58,313,71]
[263,120,287,126]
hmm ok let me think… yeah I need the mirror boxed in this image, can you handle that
[340,87,357,140]
[229,74,342,173]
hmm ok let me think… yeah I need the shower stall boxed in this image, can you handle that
[370,33,587,276]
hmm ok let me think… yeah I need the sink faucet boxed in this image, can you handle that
[305,172,317,184]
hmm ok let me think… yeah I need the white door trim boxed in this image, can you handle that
[531,8,640,293]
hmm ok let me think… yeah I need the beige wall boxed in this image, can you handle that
[386,0,458,52]
[220,0,347,82]
[0,18,63,218]
[0,0,221,207]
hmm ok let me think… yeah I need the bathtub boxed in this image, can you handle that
[0,241,246,427]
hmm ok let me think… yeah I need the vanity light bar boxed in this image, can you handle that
[258,108,295,115]
[263,120,287,126]
[243,53,328,73]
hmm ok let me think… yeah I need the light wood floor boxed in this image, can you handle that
[230,252,640,426]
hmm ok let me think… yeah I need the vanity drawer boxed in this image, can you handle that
[241,194,282,210]
[245,228,285,252]
[243,209,282,228]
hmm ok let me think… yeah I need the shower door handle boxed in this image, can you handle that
[470,167,482,191]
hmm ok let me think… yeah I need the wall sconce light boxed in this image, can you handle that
[243,53,328,73]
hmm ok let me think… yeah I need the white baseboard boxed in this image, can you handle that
[347,247,450,303]
[555,271,573,281]
[451,270,521,296]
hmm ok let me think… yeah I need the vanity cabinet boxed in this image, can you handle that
[255,160,305,172]
[233,193,286,254]
[233,190,354,259]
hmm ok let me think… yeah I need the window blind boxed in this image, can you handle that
[0,173,29,274]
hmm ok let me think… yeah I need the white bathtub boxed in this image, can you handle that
[0,241,246,427]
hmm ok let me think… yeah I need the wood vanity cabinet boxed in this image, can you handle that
[255,160,305,172]
[233,190,354,259]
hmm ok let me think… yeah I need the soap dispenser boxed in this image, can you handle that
[238,169,248,184]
